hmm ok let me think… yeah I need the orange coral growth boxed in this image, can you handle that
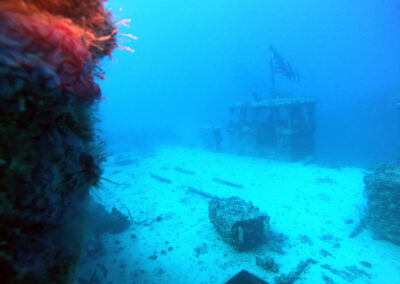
[116,18,132,28]
[0,1,119,282]
[0,0,117,60]
[0,10,99,101]
[0,0,118,102]
[116,20,138,53]
[119,46,136,53]
[120,33,139,40]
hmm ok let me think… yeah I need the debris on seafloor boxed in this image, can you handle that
[150,173,172,184]
[132,214,155,226]
[209,197,269,250]
[85,239,106,258]
[315,177,337,184]
[274,258,317,284]
[96,263,108,278]
[174,167,196,175]
[101,177,121,186]
[77,271,99,284]
[82,198,132,282]
[148,252,158,260]
[364,164,400,245]
[298,234,313,245]
[266,231,288,254]
[322,274,336,284]
[112,158,139,167]
[320,249,334,258]
[111,152,154,167]
[225,269,269,284]
[194,243,208,257]
[78,263,108,284]
[87,200,130,236]
[348,218,366,238]
[360,261,372,268]
[255,255,279,273]
[319,234,341,248]
[212,178,244,189]
[320,264,371,282]
[120,202,134,223]
[186,186,218,199]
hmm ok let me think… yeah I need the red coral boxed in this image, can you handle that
[0,0,119,103]
[0,10,100,102]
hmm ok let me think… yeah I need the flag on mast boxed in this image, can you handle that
[270,46,300,83]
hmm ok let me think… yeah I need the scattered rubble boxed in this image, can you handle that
[174,167,196,175]
[195,243,208,256]
[255,255,279,273]
[274,258,317,284]
[320,249,334,258]
[321,264,371,282]
[212,178,244,189]
[299,234,313,245]
[150,173,172,184]
[348,218,366,238]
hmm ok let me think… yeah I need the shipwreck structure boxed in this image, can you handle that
[227,47,316,161]
[228,95,316,160]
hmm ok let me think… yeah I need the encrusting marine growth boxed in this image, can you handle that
[0,1,121,282]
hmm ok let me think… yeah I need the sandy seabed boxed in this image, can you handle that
[77,146,400,284]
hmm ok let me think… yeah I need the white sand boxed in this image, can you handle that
[77,146,400,284]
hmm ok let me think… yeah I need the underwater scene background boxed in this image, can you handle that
[101,0,400,168]
[1,0,400,283]
[84,1,400,283]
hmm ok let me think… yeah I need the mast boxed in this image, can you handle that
[270,46,276,99]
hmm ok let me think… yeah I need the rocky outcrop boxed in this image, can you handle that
[364,164,400,245]
[0,1,117,282]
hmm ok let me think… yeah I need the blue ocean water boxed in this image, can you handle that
[75,1,400,283]
[100,0,400,168]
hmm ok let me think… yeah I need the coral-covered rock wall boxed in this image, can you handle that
[0,1,117,282]
[364,164,400,245]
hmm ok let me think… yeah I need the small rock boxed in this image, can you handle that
[322,274,336,284]
[320,249,333,258]
[360,261,372,268]
[149,254,157,260]
[255,255,279,273]
[194,243,208,255]
[299,234,313,245]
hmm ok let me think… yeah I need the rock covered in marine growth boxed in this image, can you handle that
[0,0,117,282]
[88,200,131,236]
[364,164,400,245]
[209,197,269,250]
